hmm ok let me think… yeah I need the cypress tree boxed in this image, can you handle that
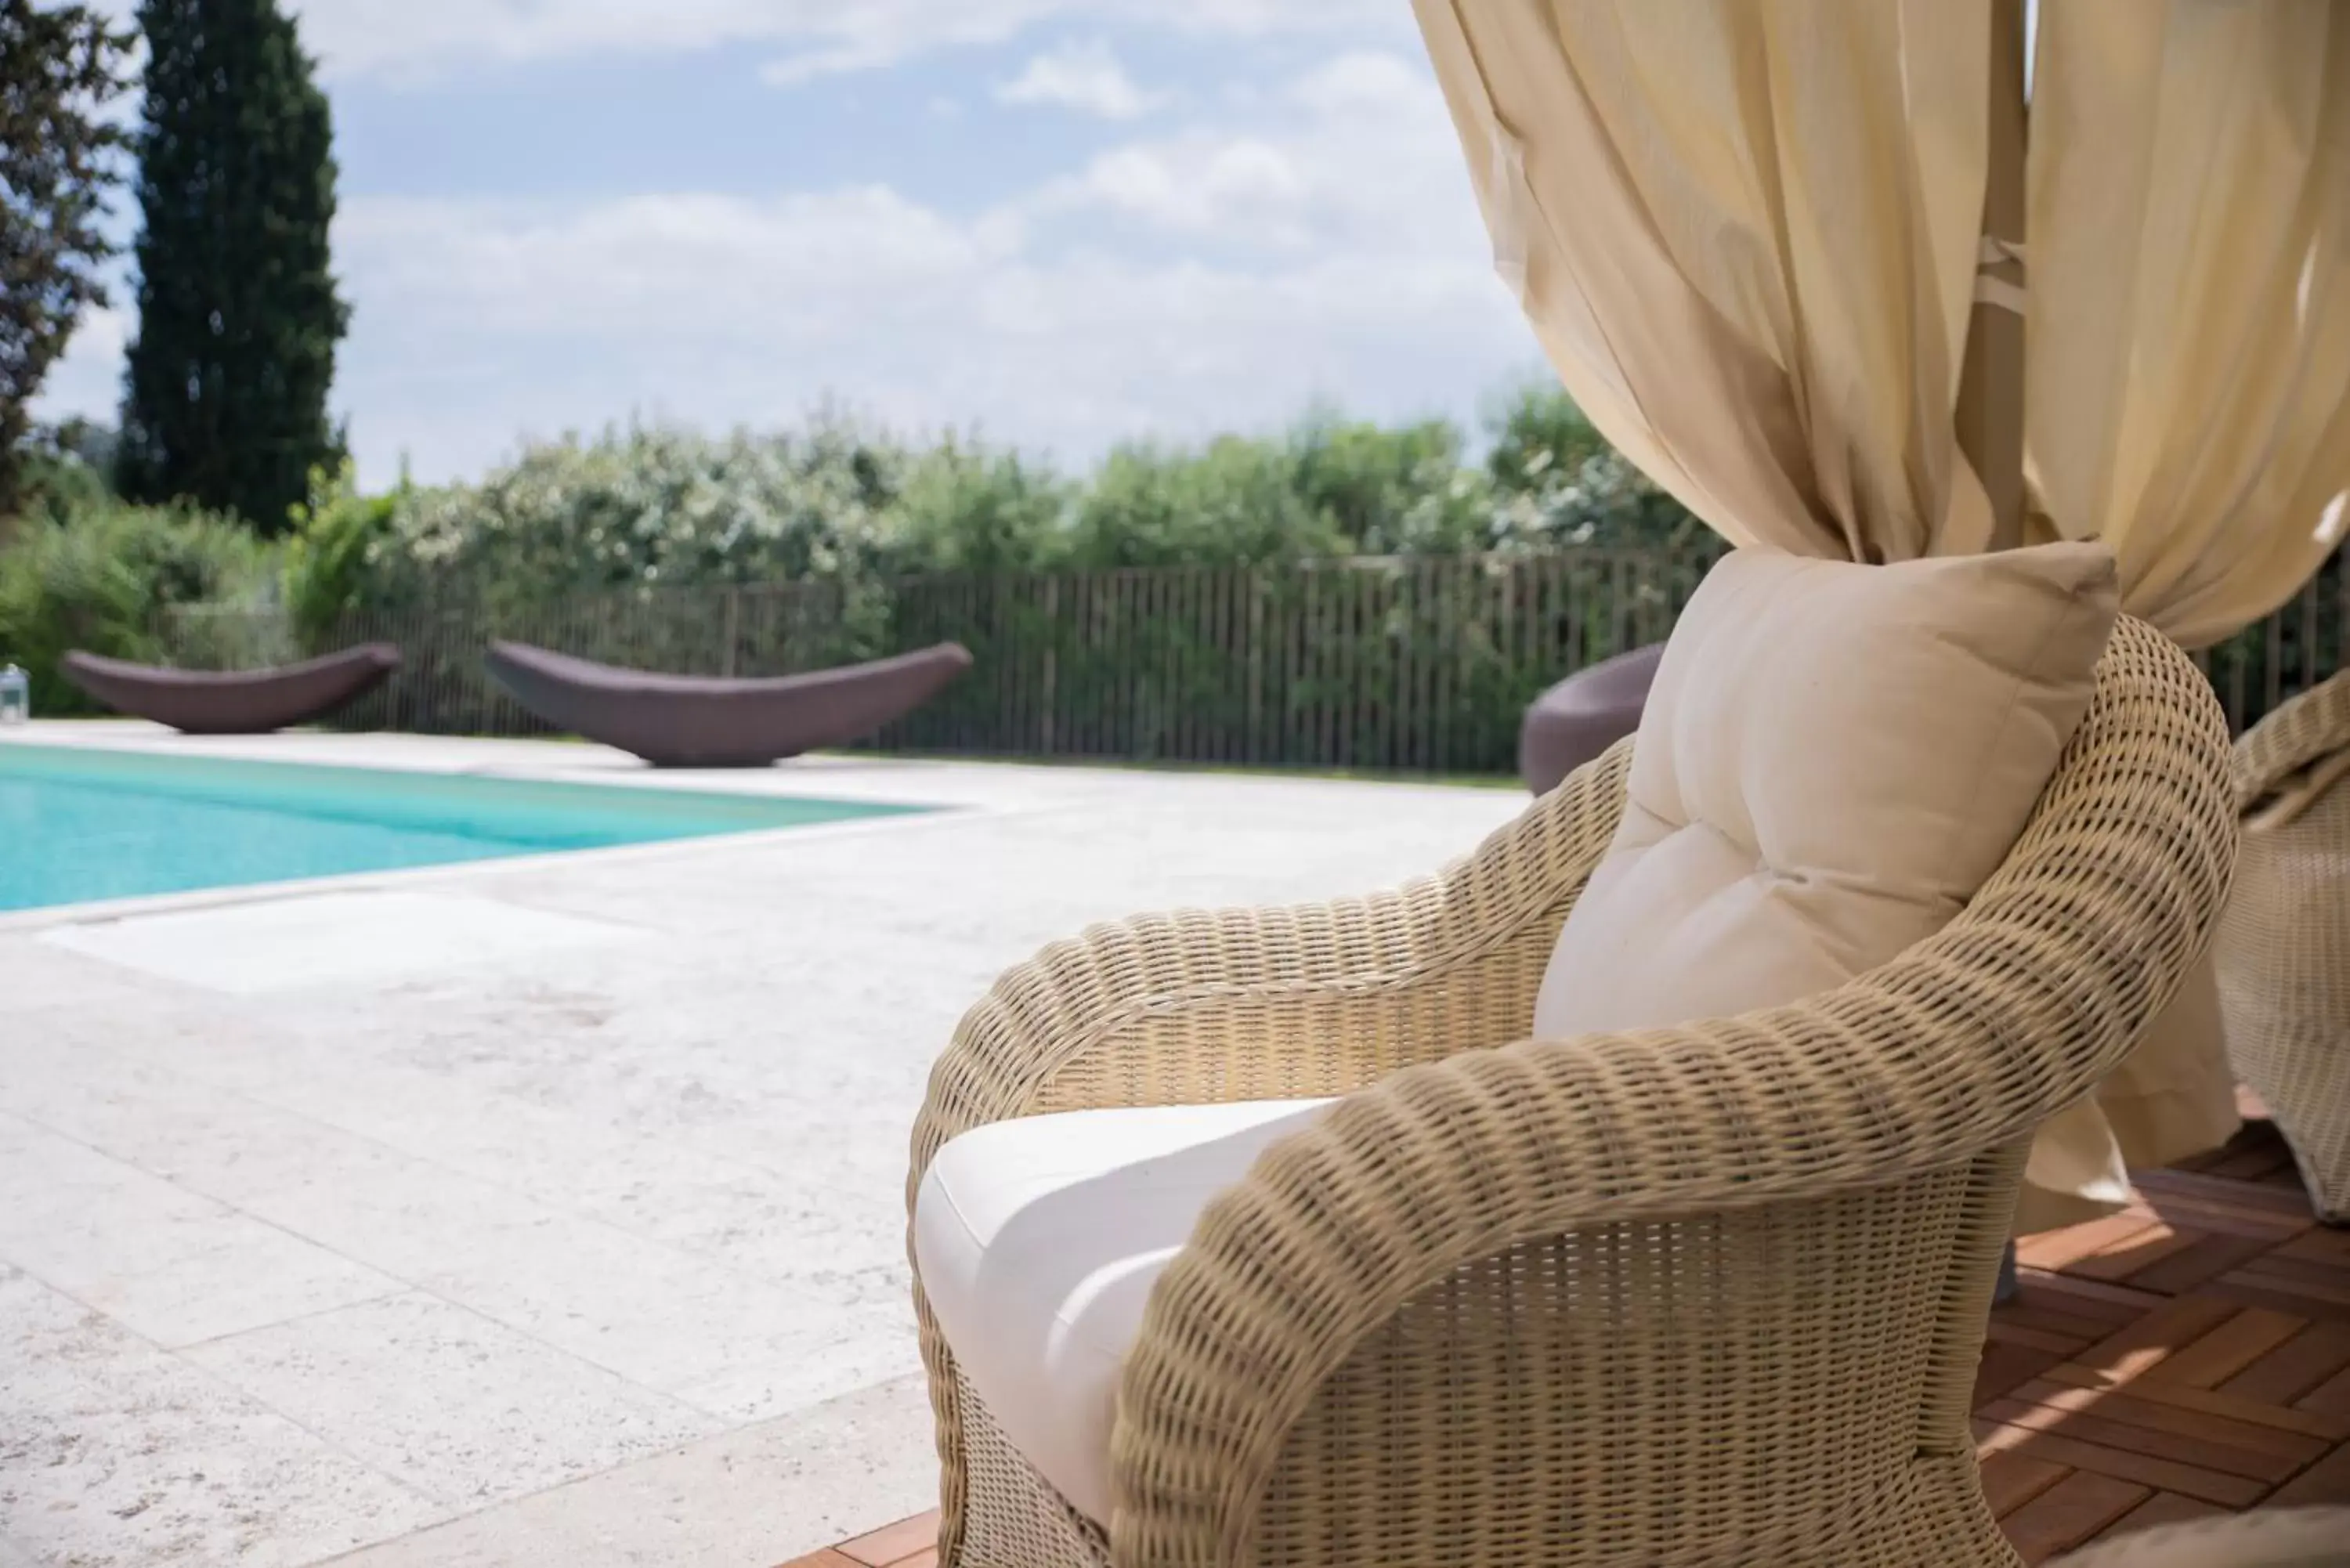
[118,0,347,534]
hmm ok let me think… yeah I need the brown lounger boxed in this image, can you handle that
[60,645,401,735]
[1517,642,1664,795]
[482,639,974,768]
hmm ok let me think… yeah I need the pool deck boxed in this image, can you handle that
[0,723,1523,1568]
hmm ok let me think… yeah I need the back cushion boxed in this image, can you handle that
[1532,544,2120,1038]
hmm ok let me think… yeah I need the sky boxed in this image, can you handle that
[32,0,1549,489]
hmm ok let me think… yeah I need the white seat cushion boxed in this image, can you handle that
[914,1097,1334,1524]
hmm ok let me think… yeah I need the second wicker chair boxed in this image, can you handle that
[2218,668,2350,1223]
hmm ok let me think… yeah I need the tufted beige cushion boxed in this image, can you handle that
[1534,544,2120,1039]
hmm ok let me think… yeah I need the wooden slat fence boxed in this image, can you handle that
[156,544,2345,775]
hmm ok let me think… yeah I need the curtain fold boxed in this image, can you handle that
[2029,0,2350,650]
[1415,0,2350,1227]
[1413,0,1995,565]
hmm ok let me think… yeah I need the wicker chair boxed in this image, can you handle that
[2218,669,2350,1223]
[908,618,2236,1568]
[2048,1508,2350,1566]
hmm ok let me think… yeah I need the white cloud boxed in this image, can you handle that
[314,197,1525,487]
[754,2,1062,88]
[1050,135,1306,233]
[1029,52,1464,250]
[80,0,1406,83]
[207,0,1405,84]
[993,40,1163,120]
[1288,49,1432,114]
[31,44,1539,488]
[342,49,1519,483]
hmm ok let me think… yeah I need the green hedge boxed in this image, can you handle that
[0,499,278,715]
[270,389,1700,628]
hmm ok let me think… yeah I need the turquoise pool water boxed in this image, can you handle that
[0,743,926,912]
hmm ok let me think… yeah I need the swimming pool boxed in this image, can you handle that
[0,742,927,913]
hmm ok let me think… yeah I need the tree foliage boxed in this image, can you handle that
[117,0,347,534]
[271,384,1708,620]
[0,496,273,712]
[280,459,395,641]
[1480,381,1708,551]
[884,438,1071,578]
[0,0,131,518]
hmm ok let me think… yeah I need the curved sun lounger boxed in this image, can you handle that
[1518,641,1664,796]
[60,645,401,734]
[482,639,974,768]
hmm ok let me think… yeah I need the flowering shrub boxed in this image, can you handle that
[284,387,1698,623]
[328,420,903,614]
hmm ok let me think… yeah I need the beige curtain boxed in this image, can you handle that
[2020,2,2350,1227]
[1413,1,1998,565]
[2029,0,2350,651]
[1415,0,2350,1229]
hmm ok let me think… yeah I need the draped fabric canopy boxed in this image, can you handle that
[1416,2,1998,568]
[1415,0,2350,1226]
[1415,0,2350,646]
[2029,2,2350,648]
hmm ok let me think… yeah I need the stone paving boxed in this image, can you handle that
[0,723,1521,1567]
